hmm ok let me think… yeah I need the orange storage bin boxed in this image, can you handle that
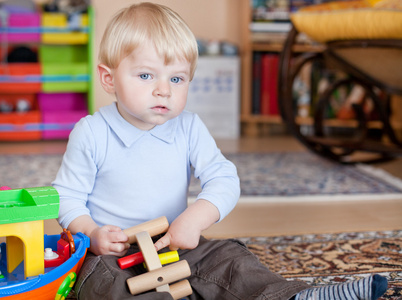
[0,94,41,141]
[0,63,41,93]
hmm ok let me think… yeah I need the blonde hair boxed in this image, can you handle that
[99,2,198,79]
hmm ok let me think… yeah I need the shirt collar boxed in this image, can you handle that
[100,103,177,147]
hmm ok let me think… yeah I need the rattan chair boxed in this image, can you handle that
[278,25,402,163]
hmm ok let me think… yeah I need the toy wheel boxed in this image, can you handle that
[55,272,77,300]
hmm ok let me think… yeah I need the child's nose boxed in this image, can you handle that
[153,80,171,97]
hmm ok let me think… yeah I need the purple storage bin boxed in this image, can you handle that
[38,93,88,139]
[6,13,40,43]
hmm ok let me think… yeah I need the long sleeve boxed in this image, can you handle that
[53,117,99,229]
[187,114,240,221]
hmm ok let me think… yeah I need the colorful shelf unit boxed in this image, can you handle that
[0,6,95,141]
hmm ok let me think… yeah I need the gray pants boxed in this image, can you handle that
[75,237,309,299]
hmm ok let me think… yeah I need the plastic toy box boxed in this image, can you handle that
[5,12,41,43]
[41,13,88,44]
[38,92,87,139]
[39,45,89,92]
[0,63,41,93]
[186,56,240,138]
[0,94,41,141]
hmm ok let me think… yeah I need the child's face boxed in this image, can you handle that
[111,43,191,130]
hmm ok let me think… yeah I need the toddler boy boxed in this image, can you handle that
[53,2,387,299]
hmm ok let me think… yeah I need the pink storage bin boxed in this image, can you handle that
[38,93,88,139]
[7,13,40,43]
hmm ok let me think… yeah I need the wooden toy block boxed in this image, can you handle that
[123,218,193,299]
[169,280,193,300]
[126,259,192,295]
[123,216,169,244]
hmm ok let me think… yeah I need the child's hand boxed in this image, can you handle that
[154,199,220,251]
[89,225,130,256]
[154,217,201,251]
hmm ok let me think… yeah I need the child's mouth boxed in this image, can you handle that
[152,105,169,113]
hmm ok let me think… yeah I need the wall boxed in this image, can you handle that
[92,0,242,110]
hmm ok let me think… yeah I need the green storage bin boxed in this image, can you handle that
[42,63,89,92]
[40,45,89,92]
[39,45,88,63]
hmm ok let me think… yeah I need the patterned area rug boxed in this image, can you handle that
[240,230,402,299]
[63,231,402,299]
[191,152,402,198]
[1,152,402,198]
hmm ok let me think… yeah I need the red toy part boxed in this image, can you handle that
[118,252,144,269]
[58,239,70,259]
[44,251,64,268]
[118,251,180,270]
[44,238,71,268]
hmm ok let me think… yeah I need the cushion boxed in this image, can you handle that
[290,0,402,43]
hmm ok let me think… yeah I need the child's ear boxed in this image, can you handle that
[97,64,115,93]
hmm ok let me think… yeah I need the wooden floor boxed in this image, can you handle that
[1,135,402,238]
[207,136,402,238]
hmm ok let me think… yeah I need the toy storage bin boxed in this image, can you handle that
[41,63,88,92]
[38,92,88,139]
[5,13,41,43]
[0,63,41,93]
[41,13,88,44]
[39,44,88,63]
[39,45,89,92]
[0,94,41,141]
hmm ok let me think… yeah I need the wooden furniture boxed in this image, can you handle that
[278,26,402,163]
[239,0,324,136]
[123,217,193,299]
[241,0,402,162]
[240,0,402,155]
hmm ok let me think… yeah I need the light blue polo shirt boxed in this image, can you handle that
[53,103,240,230]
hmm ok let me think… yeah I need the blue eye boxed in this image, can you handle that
[171,77,181,83]
[140,74,150,80]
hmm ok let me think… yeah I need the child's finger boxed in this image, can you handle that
[109,230,129,243]
[154,234,171,251]
[105,224,122,232]
[109,242,129,257]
